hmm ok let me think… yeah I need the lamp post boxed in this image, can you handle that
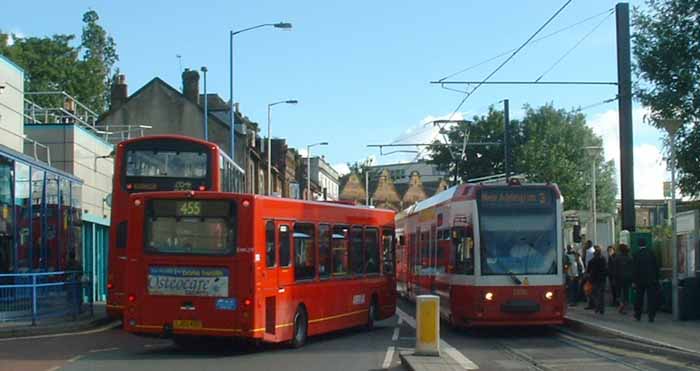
[267,100,298,195]
[584,146,603,246]
[229,22,292,160]
[306,142,328,200]
[660,118,683,321]
[201,66,208,140]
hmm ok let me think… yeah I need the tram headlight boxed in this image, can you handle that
[545,291,554,300]
[484,292,494,301]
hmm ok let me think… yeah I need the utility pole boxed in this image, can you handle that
[201,67,208,141]
[616,2,636,232]
[503,99,510,181]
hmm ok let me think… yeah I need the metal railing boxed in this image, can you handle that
[22,136,52,165]
[0,271,93,325]
[24,91,99,129]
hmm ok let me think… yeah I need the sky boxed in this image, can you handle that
[3,0,670,199]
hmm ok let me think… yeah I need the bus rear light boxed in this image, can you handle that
[107,282,113,289]
[242,200,250,208]
[545,291,554,300]
[244,298,252,306]
[126,183,133,190]
[128,294,136,303]
[199,185,206,191]
[484,292,494,301]
[133,199,141,206]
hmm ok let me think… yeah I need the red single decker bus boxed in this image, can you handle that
[107,135,244,318]
[396,181,566,327]
[123,191,396,347]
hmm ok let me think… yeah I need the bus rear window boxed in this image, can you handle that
[145,200,236,256]
[127,150,207,178]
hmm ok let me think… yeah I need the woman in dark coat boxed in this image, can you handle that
[614,244,633,314]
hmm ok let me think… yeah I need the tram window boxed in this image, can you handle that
[331,226,348,276]
[319,224,331,278]
[266,221,275,267]
[453,228,474,275]
[364,228,379,274]
[294,224,315,281]
[350,226,364,275]
[382,229,395,275]
[279,225,291,267]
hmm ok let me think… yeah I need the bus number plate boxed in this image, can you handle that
[173,320,202,329]
[513,288,528,296]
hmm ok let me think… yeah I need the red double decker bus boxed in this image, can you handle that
[122,191,396,347]
[396,181,566,327]
[107,135,243,318]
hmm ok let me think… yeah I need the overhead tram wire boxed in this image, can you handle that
[446,0,575,121]
[535,9,614,82]
[437,7,614,83]
[575,96,618,112]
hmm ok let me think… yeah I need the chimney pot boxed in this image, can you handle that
[182,69,200,104]
[110,74,128,110]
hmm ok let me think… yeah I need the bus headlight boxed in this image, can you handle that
[484,292,494,301]
[545,291,554,300]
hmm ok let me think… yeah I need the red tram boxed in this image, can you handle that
[396,181,566,327]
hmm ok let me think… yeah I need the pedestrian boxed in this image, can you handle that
[633,238,659,322]
[607,245,619,307]
[565,245,582,306]
[586,245,607,314]
[584,240,595,268]
[614,243,633,314]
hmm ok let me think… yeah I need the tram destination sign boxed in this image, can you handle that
[479,188,553,209]
[148,266,229,297]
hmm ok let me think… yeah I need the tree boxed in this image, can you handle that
[427,108,516,183]
[516,105,617,212]
[633,0,700,196]
[0,10,118,114]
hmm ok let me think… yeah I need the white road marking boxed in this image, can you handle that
[392,327,400,341]
[396,307,479,370]
[0,321,121,342]
[45,366,61,371]
[398,317,403,326]
[382,346,395,369]
[67,355,84,363]
[89,347,120,353]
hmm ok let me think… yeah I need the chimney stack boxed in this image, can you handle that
[110,74,128,110]
[182,68,200,104]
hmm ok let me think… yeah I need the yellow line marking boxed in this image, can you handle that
[308,309,368,324]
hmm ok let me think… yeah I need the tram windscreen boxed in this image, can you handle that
[478,188,557,275]
[145,200,236,256]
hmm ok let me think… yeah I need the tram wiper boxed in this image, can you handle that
[508,272,522,285]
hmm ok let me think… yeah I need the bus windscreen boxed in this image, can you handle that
[145,200,236,256]
[126,150,207,179]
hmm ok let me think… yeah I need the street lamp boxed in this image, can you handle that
[306,142,328,200]
[267,99,298,195]
[660,118,683,321]
[584,146,603,247]
[229,22,292,160]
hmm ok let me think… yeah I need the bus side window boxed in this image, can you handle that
[364,228,379,274]
[350,226,364,275]
[382,229,395,275]
[279,225,291,267]
[116,221,127,249]
[266,221,275,267]
[331,226,348,276]
[293,223,315,281]
[319,224,331,279]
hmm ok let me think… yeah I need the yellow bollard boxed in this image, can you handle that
[415,294,440,356]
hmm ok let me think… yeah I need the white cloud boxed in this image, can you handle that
[587,107,668,199]
[6,30,24,46]
[333,163,350,176]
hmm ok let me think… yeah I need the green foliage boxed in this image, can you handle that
[633,0,700,196]
[426,104,617,213]
[517,105,616,212]
[0,10,118,113]
[427,108,512,182]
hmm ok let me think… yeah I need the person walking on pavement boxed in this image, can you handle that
[565,245,583,306]
[607,245,619,307]
[614,243,633,314]
[633,238,659,322]
[584,240,595,268]
[587,245,608,314]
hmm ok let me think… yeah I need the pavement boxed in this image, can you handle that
[565,303,700,355]
[0,303,116,339]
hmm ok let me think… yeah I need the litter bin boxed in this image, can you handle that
[660,279,672,313]
[679,277,699,321]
